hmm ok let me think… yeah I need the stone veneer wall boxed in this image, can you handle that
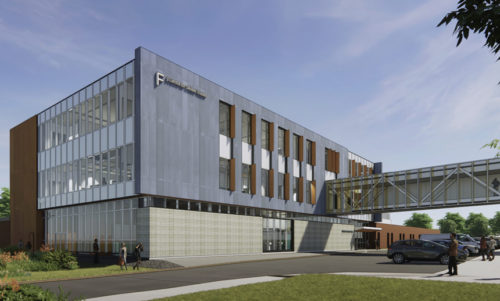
[294,220,354,251]
[137,207,262,258]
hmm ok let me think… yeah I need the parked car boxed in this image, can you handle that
[421,233,479,255]
[387,239,467,264]
[432,240,469,260]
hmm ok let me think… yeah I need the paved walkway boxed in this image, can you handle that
[336,251,500,284]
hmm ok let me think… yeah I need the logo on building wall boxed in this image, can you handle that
[155,72,207,99]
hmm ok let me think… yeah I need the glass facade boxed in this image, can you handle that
[278,128,285,156]
[45,198,138,254]
[261,120,269,150]
[219,102,230,137]
[241,111,252,144]
[219,158,230,190]
[242,163,251,193]
[263,218,293,252]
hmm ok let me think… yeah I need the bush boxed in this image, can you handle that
[0,246,24,255]
[39,250,78,270]
[0,280,70,300]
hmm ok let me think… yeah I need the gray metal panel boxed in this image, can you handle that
[136,47,359,215]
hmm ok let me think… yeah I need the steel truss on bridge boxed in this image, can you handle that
[325,158,500,214]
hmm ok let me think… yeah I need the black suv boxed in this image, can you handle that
[387,239,465,264]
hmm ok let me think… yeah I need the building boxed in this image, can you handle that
[9,47,435,257]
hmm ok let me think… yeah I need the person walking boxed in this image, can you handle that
[448,233,458,276]
[93,238,100,264]
[488,236,496,261]
[133,242,143,270]
[120,243,128,270]
[480,236,489,261]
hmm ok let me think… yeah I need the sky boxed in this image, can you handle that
[1,0,499,228]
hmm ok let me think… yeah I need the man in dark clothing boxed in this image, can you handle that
[133,242,143,270]
[93,238,99,264]
[448,233,458,275]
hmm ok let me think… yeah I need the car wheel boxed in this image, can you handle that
[392,253,405,264]
[439,254,449,265]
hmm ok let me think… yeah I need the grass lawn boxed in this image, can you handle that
[159,274,500,301]
[8,264,154,283]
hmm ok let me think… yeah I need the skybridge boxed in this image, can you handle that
[325,158,500,214]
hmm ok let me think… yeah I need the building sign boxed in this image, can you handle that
[155,72,206,99]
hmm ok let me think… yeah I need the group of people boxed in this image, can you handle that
[92,239,144,270]
[480,236,497,261]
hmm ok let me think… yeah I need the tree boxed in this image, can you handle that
[438,219,457,233]
[489,211,500,234]
[404,213,433,229]
[438,212,466,233]
[439,1,500,154]
[438,0,500,61]
[0,187,10,218]
[465,212,490,236]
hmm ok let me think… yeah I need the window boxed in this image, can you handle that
[87,156,94,188]
[102,152,109,185]
[306,140,312,165]
[110,86,117,123]
[219,102,231,137]
[126,144,133,181]
[101,91,108,127]
[293,134,300,160]
[118,82,125,121]
[219,158,230,190]
[68,109,73,140]
[74,105,80,138]
[118,146,125,182]
[62,112,67,143]
[86,98,93,133]
[306,180,311,203]
[278,173,285,199]
[261,120,269,150]
[278,128,285,156]
[94,95,101,131]
[241,111,251,143]
[94,155,101,187]
[242,164,251,193]
[109,149,117,184]
[126,77,134,117]
[261,169,269,197]
[293,177,299,201]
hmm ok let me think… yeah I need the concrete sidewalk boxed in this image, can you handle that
[335,251,500,284]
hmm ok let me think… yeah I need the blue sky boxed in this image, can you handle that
[1,0,500,227]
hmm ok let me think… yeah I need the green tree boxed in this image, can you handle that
[439,1,500,154]
[489,211,500,234]
[438,212,466,233]
[438,0,500,61]
[465,212,490,236]
[438,219,457,233]
[0,187,10,218]
[404,213,433,229]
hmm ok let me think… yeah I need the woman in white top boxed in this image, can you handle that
[120,243,128,270]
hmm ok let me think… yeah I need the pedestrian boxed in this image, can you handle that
[18,239,23,249]
[25,241,32,252]
[488,236,496,261]
[133,242,143,270]
[93,238,100,264]
[120,243,128,270]
[480,236,489,261]
[448,233,458,276]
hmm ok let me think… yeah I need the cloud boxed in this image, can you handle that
[0,1,125,71]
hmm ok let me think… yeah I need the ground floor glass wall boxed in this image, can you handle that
[45,198,138,254]
[263,218,293,252]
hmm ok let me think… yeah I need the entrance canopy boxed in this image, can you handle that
[355,226,382,232]
[326,157,500,214]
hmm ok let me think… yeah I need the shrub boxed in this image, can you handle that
[1,246,24,255]
[39,250,79,270]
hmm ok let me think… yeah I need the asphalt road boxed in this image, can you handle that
[37,254,449,299]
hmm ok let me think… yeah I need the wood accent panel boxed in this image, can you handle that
[351,160,356,177]
[334,151,340,174]
[230,158,236,191]
[311,180,316,205]
[357,163,362,177]
[10,116,44,249]
[311,141,316,166]
[269,122,274,152]
[230,105,236,138]
[251,164,256,195]
[251,114,257,145]
[284,173,290,200]
[327,149,334,172]
[269,169,274,198]
[369,167,373,175]
[363,165,368,176]
[298,136,304,162]
[284,130,290,157]
[298,177,304,202]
